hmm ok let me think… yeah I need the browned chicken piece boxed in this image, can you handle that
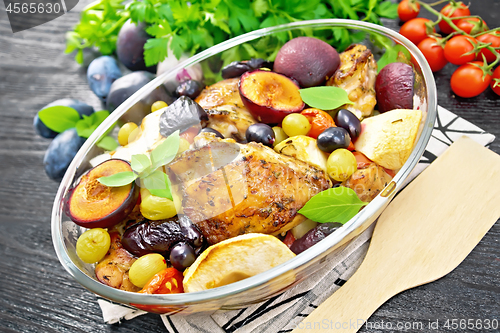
[95,232,139,292]
[195,78,257,142]
[327,44,377,119]
[166,137,331,245]
[342,162,393,202]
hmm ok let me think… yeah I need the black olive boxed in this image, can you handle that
[175,80,204,100]
[317,127,351,153]
[170,242,196,271]
[334,109,361,139]
[159,96,208,137]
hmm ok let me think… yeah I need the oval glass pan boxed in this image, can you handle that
[52,19,436,313]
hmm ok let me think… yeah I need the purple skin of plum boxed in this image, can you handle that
[375,62,414,113]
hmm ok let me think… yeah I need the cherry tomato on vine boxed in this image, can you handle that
[398,0,420,22]
[455,17,488,35]
[444,35,476,65]
[476,32,500,63]
[418,37,448,72]
[300,108,336,139]
[438,2,471,34]
[400,18,435,46]
[491,66,500,96]
[450,61,492,98]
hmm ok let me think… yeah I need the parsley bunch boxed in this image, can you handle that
[67,0,398,66]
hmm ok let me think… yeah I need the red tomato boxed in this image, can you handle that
[139,267,184,295]
[352,151,372,169]
[399,18,435,46]
[398,0,420,22]
[444,35,476,65]
[438,2,471,34]
[300,108,336,139]
[476,32,500,63]
[450,61,492,98]
[282,231,296,248]
[418,37,448,72]
[491,66,500,96]
[455,17,488,34]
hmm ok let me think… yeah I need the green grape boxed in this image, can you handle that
[117,122,139,146]
[272,126,289,147]
[282,113,311,137]
[327,148,357,182]
[76,228,111,264]
[178,137,190,154]
[129,253,168,288]
[140,188,177,220]
[151,100,168,112]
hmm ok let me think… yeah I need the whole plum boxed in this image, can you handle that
[43,128,85,181]
[116,20,156,73]
[34,99,95,138]
[87,56,122,102]
[375,62,414,113]
[274,37,340,88]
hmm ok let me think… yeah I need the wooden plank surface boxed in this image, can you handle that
[0,1,499,332]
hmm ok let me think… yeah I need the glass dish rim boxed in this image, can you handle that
[51,18,437,306]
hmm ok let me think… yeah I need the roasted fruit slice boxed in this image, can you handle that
[239,70,304,124]
[183,233,296,292]
[65,159,139,228]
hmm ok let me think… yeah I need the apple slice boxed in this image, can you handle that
[183,233,295,292]
[239,70,304,124]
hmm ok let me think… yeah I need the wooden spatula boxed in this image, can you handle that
[292,136,500,333]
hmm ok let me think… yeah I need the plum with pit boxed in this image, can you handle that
[238,70,304,124]
[65,159,139,228]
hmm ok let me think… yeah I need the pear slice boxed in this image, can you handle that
[183,233,296,293]
[354,109,422,170]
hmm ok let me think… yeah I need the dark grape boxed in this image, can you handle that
[334,109,361,139]
[170,242,196,271]
[317,127,351,153]
[175,80,204,100]
[34,99,94,138]
[290,222,343,254]
[200,127,224,139]
[87,56,122,102]
[116,20,156,73]
[245,123,275,147]
[43,128,85,181]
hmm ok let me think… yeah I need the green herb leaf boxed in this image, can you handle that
[131,154,151,174]
[298,187,368,224]
[75,110,110,138]
[142,170,172,199]
[97,171,138,187]
[97,136,119,151]
[299,86,353,110]
[150,130,180,170]
[377,44,411,73]
[38,106,81,133]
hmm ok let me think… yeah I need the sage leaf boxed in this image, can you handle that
[131,154,151,174]
[96,136,118,151]
[150,130,180,170]
[299,86,353,111]
[75,110,110,138]
[143,170,172,200]
[38,106,80,133]
[298,187,368,224]
[97,171,137,187]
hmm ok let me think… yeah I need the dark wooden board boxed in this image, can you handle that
[0,1,499,332]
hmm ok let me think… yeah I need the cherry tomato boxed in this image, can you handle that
[455,17,488,34]
[476,32,500,63]
[417,37,448,72]
[398,0,420,22]
[352,151,372,169]
[438,2,471,34]
[300,108,336,139]
[444,35,476,65]
[491,66,500,96]
[450,61,492,98]
[399,18,435,46]
[138,267,184,295]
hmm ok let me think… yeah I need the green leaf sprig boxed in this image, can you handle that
[299,86,353,110]
[38,106,118,151]
[66,0,399,66]
[371,34,411,72]
[97,130,180,199]
[298,187,368,224]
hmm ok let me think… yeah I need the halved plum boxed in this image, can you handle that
[65,159,139,228]
[239,70,305,124]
